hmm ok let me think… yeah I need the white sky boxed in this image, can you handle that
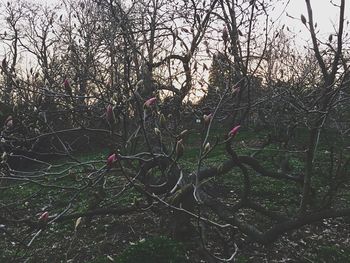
[280,0,349,40]
[25,0,349,40]
[3,0,348,68]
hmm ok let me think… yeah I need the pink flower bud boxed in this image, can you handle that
[6,119,13,128]
[64,78,72,96]
[228,125,241,138]
[64,78,70,89]
[222,27,228,42]
[106,105,114,123]
[4,115,13,129]
[39,211,49,222]
[107,153,118,167]
[144,97,157,108]
[232,86,240,94]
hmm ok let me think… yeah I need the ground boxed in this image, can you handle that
[1,127,350,262]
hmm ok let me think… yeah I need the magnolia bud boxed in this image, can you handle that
[106,105,115,123]
[328,34,333,42]
[203,142,210,154]
[301,14,307,25]
[64,78,70,89]
[64,78,72,97]
[154,127,161,136]
[228,125,241,138]
[144,97,157,108]
[2,58,7,69]
[203,113,212,125]
[38,211,49,222]
[159,114,166,128]
[107,153,118,167]
[222,27,228,42]
[175,139,184,159]
[4,116,13,129]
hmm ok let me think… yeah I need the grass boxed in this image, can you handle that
[312,245,350,263]
[116,236,189,263]
[1,126,350,262]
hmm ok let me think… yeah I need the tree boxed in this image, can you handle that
[1,0,350,262]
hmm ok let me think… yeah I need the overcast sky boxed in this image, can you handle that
[281,0,349,40]
[29,0,348,40]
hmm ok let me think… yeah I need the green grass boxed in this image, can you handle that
[312,245,350,263]
[116,236,188,263]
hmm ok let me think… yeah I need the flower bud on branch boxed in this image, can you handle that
[107,153,118,167]
[228,125,241,138]
[106,105,115,124]
[176,139,184,159]
[38,211,49,222]
[203,113,213,125]
[144,97,157,108]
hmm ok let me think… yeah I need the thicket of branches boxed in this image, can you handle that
[1,0,350,261]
